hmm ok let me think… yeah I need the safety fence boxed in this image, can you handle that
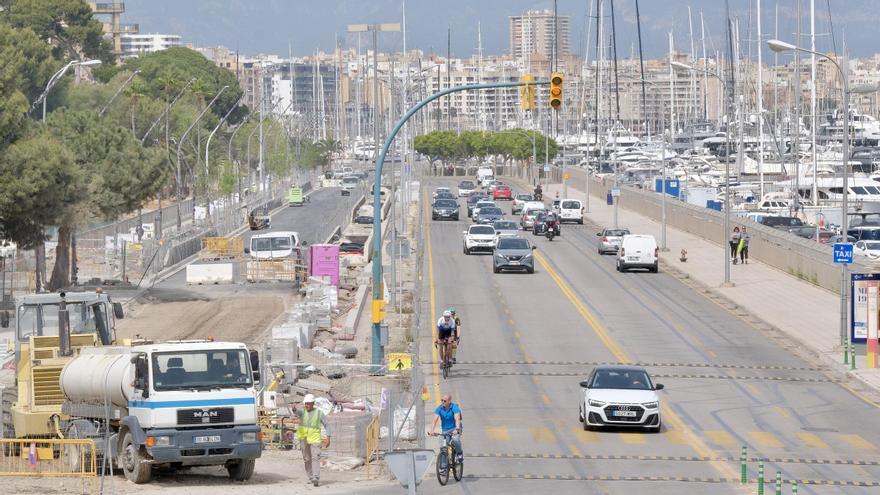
[0,438,96,478]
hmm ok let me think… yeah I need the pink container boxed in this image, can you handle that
[309,244,340,286]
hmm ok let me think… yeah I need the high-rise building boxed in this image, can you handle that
[509,10,570,68]
[120,33,182,57]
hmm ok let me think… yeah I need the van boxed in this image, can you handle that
[558,199,584,224]
[247,231,301,260]
[617,234,659,273]
[477,167,494,186]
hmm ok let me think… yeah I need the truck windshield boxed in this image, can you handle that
[17,303,106,340]
[152,350,253,391]
[252,236,292,252]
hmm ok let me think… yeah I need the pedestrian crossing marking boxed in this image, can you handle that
[620,432,647,444]
[749,432,783,448]
[796,432,830,449]
[485,426,510,442]
[572,427,599,444]
[705,431,737,446]
[841,434,875,450]
[772,406,790,418]
[664,430,689,445]
[530,426,556,443]
[745,383,763,396]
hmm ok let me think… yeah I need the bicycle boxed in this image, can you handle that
[435,339,454,379]
[434,430,463,485]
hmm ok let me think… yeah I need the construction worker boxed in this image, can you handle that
[293,394,331,486]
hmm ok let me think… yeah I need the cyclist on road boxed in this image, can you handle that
[448,308,462,364]
[429,394,463,463]
[436,310,456,367]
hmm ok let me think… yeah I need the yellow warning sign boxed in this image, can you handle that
[563,173,570,181]
[387,353,412,371]
[371,300,386,323]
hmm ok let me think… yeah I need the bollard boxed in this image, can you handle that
[741,445,748,484]
[845,342,850,365]
[757,460,764,495]
[775,471,782,495]
[852,342,857,370]
[791,480,797,495]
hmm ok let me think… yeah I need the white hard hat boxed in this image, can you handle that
[303,394,315,404]
[443,310,452,317]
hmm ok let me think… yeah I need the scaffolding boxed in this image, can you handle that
[88,2,135,56]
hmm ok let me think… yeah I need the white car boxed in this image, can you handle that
[854,240,880,259]
[432,187,451,200]
[462,224,497,254]
[458,180,476,197]
[617,234,659,273]
[578,365,663,432]
[558,199,584,224]
[512,194,534,214]
[471,200,496,221]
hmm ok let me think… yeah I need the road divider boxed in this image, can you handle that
[465,452,880,466]
[437,360,823,372]
[461,473,880,487]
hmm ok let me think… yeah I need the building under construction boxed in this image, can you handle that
[88,2,139,57]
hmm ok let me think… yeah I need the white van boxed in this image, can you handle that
[248,231,301,260]
[617,234,658,273]
[558,199,584,224]
[477,167,494,186]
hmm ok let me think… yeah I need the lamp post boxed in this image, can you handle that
[34,59,103,121]
[98,69,141,117]
[768,39,851,345]
[672,61,733,286]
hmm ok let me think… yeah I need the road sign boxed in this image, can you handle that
[611,187,621,198]
[385,449,435,494]
[387,352,412,370]
[543,164,550,172]
[563,173,570,181]
[834,243,854,264]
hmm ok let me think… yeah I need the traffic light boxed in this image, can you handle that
[549,72,563,110]
[521,74,535,111]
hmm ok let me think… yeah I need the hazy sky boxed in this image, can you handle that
[123,1,873,60]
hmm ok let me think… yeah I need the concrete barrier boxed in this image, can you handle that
[547,166,872,294]
[186,262,236,284]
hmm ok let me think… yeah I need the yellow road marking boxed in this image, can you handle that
[568,443,583,456]
[841,434,876,450]
[530,426,556,443]
[518,343,527,353]
[619,432,647,444]
[705,430,737,446]
[745,384,763,397]
[749,431,784,449]
[485,426,511,441]
[773,406,790,418]
[534,251,738,479]
[572,427,600,444]
[508,319,515,325]
[541,394,552,405]
[663,430,689,445]
[514,331,521,339]
[796,432,830,449]
[425,190,441,403]
[531,376,540,385]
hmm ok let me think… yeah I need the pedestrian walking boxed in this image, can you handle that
[293,394,331,486]
[730,226,741,264]
[739,227,751,264]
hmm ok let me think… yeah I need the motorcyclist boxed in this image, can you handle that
[544,211,561,236]
[534,184,543,201]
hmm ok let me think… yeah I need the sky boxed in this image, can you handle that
[123,1,876,61]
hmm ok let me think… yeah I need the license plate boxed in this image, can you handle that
[627,256,639,261]
[194,435,221,444]
[509,261,520,265]
[612,411,637,417]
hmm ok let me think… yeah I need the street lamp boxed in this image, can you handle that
[34,59,103,121]
[98,69,141,117]
[672,61,734,287]
[767,38,851,346]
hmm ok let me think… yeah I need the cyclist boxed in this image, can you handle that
[436,310,456,367]
[429,394,463,463]
[448,308,462,364]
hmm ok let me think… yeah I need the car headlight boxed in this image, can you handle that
[588,400,606,408]
[241,431,261,443]
[148,435,172,447]
[642,402,659,409]
[522,252,533,259]
[495,253,506,259]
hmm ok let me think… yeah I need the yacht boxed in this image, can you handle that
[671,120,718,153]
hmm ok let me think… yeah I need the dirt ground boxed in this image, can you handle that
[116,287,287,345]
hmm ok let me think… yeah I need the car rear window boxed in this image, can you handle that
[498,238,530,250]
[494,221,517,230]
[459,181,474,188]
[517,194,533,200]
[497,185,510,190]
[561,201,580,209]
[481,208,503,215]
[470,226,495,235]
[605,229,630,237]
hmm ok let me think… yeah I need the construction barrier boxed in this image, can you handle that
[245,259,306,283]
[259,411,296,450]
[201,237,244,259]
[0,438,97,477]
[364,415,380,476]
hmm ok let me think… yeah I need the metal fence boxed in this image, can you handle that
[0,438,97,478]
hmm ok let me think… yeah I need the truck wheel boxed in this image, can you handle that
[227,458,256,481]
[63,420,97,473]
[120,432,151,484]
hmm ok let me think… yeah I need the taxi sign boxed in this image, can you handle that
[387,352,412,370]
[834,243,854,264]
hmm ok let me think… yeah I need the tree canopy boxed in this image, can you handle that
[414,129,558,164]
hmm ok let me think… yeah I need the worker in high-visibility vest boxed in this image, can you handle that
[293,394,331,486]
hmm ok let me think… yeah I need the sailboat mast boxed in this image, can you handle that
[688,6,696,126]
[594,0,602,155]
[636,0,648,139]
[700,11,708,120]
[810,0,818,206]
[758,0,765,200]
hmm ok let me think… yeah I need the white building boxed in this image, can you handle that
[120,33,182,57]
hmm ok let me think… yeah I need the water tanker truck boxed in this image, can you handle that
[58,341,262,483]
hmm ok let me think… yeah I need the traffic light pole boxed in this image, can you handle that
[370,80,550,371]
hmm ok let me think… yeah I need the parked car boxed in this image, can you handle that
[855,240,880,259]
[493,220,520,239]
[558,199,584,224]
[785,225,835,242]
[828,234,857,244]
[520,204,547,230]
[617,234,659,273]
[493,237,536,274]
[462,224,497,254]
[471,200,497,221]
[475,206,505,224]
[597,228,631,254]
[432,199,460,221]
[458,180,476,197]
[466,193,489,216]
[759,216,804,229]
[578,365,663,432]
[493,184,513,201]
[512,194,534,214]
[848,226,880,241]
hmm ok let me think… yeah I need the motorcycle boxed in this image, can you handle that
[545,222,558,241]
[534,190,543,201]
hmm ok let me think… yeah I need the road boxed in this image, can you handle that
[377,178,880,494]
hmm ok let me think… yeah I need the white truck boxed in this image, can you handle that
[59,341,262,483]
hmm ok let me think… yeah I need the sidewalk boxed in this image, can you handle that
[538,179,880,394]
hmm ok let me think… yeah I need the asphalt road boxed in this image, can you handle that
[371,178,880,494]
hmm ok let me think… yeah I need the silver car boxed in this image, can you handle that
[512,194,534,214]
[493,220,520,238]
[520,206,547,230]
[597,228,631,255]
[493,237,536,274]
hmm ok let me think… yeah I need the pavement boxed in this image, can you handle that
[394,176,880,495]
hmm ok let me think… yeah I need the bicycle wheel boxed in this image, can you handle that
[442,361,449,380]
[452,451,463,481]
[436,450,449,485]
